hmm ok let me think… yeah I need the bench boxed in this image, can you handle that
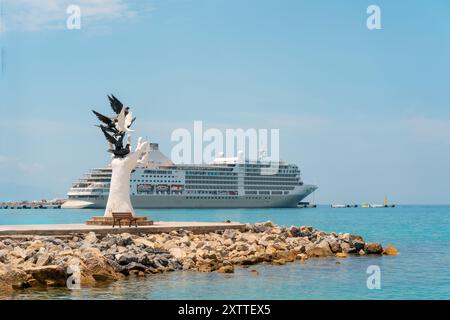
[112,212,138,228]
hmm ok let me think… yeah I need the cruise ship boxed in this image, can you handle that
[62,143,317,209]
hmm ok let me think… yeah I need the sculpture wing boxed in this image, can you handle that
[125,112,135,129]
[108,94,123,114]
[100,126,118,145]
[96,125,117,135]
[92,110,112,126]
[115,107,126,132]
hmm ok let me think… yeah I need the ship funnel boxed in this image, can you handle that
[146,142,173,167]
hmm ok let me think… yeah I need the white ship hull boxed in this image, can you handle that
[63,185,317,209]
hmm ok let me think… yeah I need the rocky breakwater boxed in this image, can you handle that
[0,221,398,292]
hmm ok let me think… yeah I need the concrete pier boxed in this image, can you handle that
[0,221,245,237]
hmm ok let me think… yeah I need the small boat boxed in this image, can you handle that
[331,204,347,208]
[370,197,396,208]
[298,202,317,208]
[361,203,370,208]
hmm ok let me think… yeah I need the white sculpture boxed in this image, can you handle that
[104,137,148,217]
[92,95,147,218]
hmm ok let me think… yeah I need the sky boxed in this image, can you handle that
[1,0,450,204]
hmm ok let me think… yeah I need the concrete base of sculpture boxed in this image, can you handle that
[86,216,153,226]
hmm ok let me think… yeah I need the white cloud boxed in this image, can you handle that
[2,0,152,32]
[0,154,44,175]
[407,116,450,145]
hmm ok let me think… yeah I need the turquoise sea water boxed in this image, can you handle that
[0,205,449,300]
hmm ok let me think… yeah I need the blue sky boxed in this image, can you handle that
[1,0,450,204]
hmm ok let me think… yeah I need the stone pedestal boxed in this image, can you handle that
[86,216,153,226]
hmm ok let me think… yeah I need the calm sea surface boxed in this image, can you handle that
[0,205,449,300]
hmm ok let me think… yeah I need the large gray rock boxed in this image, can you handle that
[340,241,356,253]
[305,240,333,257]
[365,242,383,254]
[236,243,249,251]
[287,226,302,237]
[25,265,67,287]
[107,259,128,274]
[117,254,139,265]
[35,253,52,267]
[0,265,29,290]
[125,262,147,272]
[350,237,365,251]
[81,247,119,281]
[134,237,154,248]
[117,233,134,247]
[11,246,27,260]
[325,236,341,253]
[84,232,97,244]
[299,226,314,237]
[223,229,238,240]
[0,249,9,263]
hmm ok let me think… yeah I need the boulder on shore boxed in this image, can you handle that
[25,265,67,287]
[383,244,399,256]
[217,265,234,273]
[365,243,383,254]
[305,240,333,257]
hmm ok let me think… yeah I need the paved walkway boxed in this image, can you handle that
[0,221,245,236]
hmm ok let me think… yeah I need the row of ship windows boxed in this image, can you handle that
[144,170,173,174]
[245,165,297,168]
[186,181,237,185]
[71,188,107,192]
[132,180,182,183]
[185,186,238,190]
[244,174,298,178]
[244,179,299,182]
[186,196,238,200]
[186,177,237,181]
[244,182,299,186]
[185,196,272,200]
[140,175,179,178]
[70,195,98,199]
[244,165,296,168]
[184,168,234,173]
[186,172,236,176]
[245,175,299,178]
[244,169,298,173]
[245,191,289,195]
[245,186,295,190]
